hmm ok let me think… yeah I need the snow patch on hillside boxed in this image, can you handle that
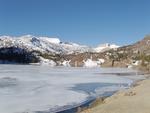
[39,57,56,66]
[94,43,119,52]
[61,60,71,67]
[83,58,105,67]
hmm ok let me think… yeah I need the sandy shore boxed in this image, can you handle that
[80,78,150,113]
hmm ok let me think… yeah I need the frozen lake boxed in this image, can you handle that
[0,65,144,113]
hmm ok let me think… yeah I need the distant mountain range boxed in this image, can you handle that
[0,35,118,64]
[0,35,119,54]
[0,35,149,72]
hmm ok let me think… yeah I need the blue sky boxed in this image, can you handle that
[0,0,150,46]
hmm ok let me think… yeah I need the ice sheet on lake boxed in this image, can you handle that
[0,65,144,113]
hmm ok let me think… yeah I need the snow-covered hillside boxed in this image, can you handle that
[0,35,120,66]
[0,35,119,54]
[0,35,92,54]
[94,43,119,52]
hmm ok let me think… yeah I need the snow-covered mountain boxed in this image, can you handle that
[0,35,119,66]
[94,43,119,52]
[0,35,119,54]
[0,35,92,54]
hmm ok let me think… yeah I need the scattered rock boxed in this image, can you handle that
[124,91,136,96]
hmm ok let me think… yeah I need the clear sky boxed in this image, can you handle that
[0,0,150,46]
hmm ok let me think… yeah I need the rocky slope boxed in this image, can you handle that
[101,35,150,72]
[62,35,150,71]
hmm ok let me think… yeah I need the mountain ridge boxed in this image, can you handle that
[0,35,118,57]
[0,35,149,72]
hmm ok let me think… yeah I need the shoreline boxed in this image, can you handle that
[79,73,150,113]
[56,84,119,113]
[56,71,145,113]
[57,91,116,113]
